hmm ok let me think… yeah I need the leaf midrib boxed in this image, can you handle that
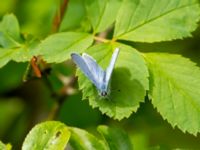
[116,2,198,38]
[1,31,22,47]
[43,34,90,56]
[94,0,108,33]
[154,62,200,113]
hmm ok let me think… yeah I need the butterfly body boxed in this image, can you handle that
[71,48,120,98]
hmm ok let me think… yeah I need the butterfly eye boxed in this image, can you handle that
[101,91,107,97]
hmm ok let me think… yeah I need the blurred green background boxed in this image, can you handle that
[0,0,200,149]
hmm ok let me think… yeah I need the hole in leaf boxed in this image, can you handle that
[56,131,61,138]
[44,130,48,134]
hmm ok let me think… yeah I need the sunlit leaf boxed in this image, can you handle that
[145,53,200,135]
[22,121,70,150]
[0,14,23,48]
[0,38,38,68]
[85,0,122,33]
[37,32,94,63]
[0,14,39,68]
[114,0,200,42]
[69,127,107,150]
[98,125,133,150]
[77,43,149,120]
[0,141,12,150]
[59,0,86,32]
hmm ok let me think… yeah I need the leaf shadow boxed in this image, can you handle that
[93,67,146,116]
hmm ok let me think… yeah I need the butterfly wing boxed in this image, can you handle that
[71,53,100,88]
[82,53,105,88]
[105,48,120,88]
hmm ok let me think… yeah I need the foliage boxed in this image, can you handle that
[1,0,200,149]
[0,141,12,150]
[22,121,132,150]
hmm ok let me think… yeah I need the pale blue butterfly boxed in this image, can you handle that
[71,48,120,97]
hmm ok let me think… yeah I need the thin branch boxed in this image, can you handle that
[52,0,69,32]
[31,56,42,78]
[46,76,77,120]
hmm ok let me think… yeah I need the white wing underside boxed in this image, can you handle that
[105,48,120,87]
[82,53,105,89]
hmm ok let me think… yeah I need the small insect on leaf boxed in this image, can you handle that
[71,48,120,98]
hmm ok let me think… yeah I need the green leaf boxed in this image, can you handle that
[59,0,86,32]
[69,127,107,150]
[0,14,23,48]
[37,32,94,63]
[114,0,200,42]
[0,38,38,68]
[0,141,12,150]
[77,43,149,120]
[97,125,133,150]
[22,121,70,150]
[145,53,200,135]
[85,0,122,33]
[0,14,39,68]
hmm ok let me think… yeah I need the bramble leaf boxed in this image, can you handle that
[98,125,133,150]
[0,141,12,150]
[114,0,200,42]
[145,53,200,135]
[22,121,70,150]
[37,32,93,63]
[85,0,122,33]
[0,14,39,68]
[0,39,39,68]
[59,0,87,32]
[69,127,107,150]
[77,43,149,120]
[0,14,23,48]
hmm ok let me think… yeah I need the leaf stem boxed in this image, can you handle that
[94,36,110,43]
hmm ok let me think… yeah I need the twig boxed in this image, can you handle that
[46,76,77,120]
[46,0,72,120]
[31,56,42,78]
[52,0,69,32]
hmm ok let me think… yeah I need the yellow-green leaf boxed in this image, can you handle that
[114,0,200,42]
[22,121,70,150]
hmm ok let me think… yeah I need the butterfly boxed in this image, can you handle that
[71,48,120,97]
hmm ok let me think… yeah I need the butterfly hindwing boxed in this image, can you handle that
[82,53,105,87]
[71,53,99,88]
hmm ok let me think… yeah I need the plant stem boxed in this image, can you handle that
[45,0,71,120]
[31,56,42,78]
[52,0,69,32]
